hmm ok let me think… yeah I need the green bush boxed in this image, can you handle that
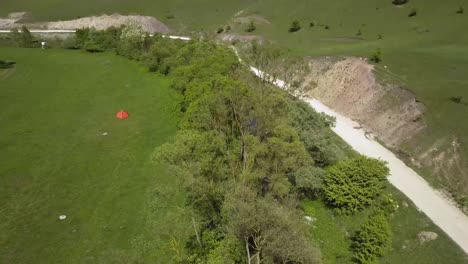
[294,166,324,197]
[408,9,417,17]
[323,156,389,214]
[289,20,301,32]
[370,49,382,63]
[352,211,391,263]
[245,21,256,32]
[0,60,16,69]
[456,6,464,14]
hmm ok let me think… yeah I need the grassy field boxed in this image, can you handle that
[0,47,191,263]
[303,184,468,264]
[1,0,468,196]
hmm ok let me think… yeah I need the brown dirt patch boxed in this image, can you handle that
[1,13,170,34]
[304,57,425,148]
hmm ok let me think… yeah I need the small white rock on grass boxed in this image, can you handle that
[59,215,67,220]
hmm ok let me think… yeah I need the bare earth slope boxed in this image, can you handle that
[303,57,468,202]
[0,13,169,34]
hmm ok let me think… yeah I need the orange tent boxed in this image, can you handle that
[116,110,129,119]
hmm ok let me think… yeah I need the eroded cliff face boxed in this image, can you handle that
[303,57,468,205]
[304,57,425,147]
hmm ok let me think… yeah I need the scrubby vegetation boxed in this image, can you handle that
[2,22,467,263]
[246,21,256,32]
[352,210,392,263]
[289,20,301,32]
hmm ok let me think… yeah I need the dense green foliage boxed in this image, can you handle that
[352,211,392,264]
[152,39,332,263]
[323,157,389,214]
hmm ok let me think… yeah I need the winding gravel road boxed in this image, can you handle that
[2,28,467,254]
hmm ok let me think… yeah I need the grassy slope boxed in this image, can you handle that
[303,185,468,264]
[0,48,190,263]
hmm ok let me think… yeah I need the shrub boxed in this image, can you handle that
[217,27,224,34]
[166,14,175,19]
[352,211,391,263]
[322,156,389,214]
[456,6,464,14]
[225,25,231,32]
[10,26,34,47]
[449,96,463,104]
[377,34,383,39]
[309,21,315,27]
[370,48,382,63]
[289,20,301,32]
[245,21,256,32]
[294,166,324,197]
[324,25,330,30]
[392,0,409,5]
[62,36,81,49]
[0,60,16,69]
[408,8,417,17]
[356,29,362,36]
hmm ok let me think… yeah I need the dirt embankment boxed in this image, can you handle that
[0,13,170,34]
[303,57,468,205]
[304,57,425,147]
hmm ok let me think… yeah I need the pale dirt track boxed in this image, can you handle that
[1,29,467,254]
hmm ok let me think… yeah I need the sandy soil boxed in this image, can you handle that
[303,57,425,148]
[0,13,169,34]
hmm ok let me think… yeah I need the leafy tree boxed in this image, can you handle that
[352,210,391,263]
[10,26,34,47]
[289,20,302,32]
[223,186,321,264]
[323,156,389,214]
[246,21,256,32]
[117,23,148,59]
[294,166,324,197]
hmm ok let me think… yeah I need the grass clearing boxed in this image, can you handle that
[0,47,190,263]
[302,184,468,264]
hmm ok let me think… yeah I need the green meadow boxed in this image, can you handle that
[0,47,190,263]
